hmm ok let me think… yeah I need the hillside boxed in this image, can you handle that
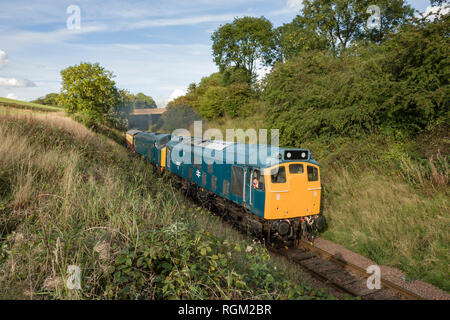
[0,97,62,113]
[0,107,333,300]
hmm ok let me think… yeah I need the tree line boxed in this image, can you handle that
[159,0,449,147]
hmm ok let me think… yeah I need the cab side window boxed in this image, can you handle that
[160,137,169,145]
[251,169,265,190]
[271,166,286,184]
[307,166,319,181]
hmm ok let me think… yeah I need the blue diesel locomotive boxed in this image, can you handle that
[126,130,326,241]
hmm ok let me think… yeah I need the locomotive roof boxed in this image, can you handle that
[166,135,319,168]
[126,129,142,136]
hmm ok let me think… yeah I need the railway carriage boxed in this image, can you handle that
[129,131,171,171]
[126,130,326,240]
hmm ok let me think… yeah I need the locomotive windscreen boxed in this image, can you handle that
[284,150,309,160]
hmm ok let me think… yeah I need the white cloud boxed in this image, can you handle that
[122,13,238,30]
[0,77,36,88]
[169,89,187,101]
[255,58,272,82]
[6,93,21,100]
[422,4,450,19]
[270,0,304,16]
[287,0,304,11]
[0,13,236,50]
[0,50,8,69]
[155,89,188,107]
[0,26,109,49]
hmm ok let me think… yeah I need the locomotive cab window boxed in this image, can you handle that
[289,164,304,174]
[307,166,319,182]
[160,136,169,146]
[271,166,286,184]
[251,169,265,190]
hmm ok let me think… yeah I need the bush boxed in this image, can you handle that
[152,105,201,132]
[198,86,228,119]
[105,223,329,299]
[263,15,450,147]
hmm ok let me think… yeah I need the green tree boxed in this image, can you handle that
[153,104,201,132]
[198,86,228,119]
[263,14,449,146]
[302,0,413,53]
[32,93,61,106]
[222,66,250,86]
[274,15,329,62]
[134,93,157,109]
[379,13,450,131]
[58,62,120,123]
[364,0,415,44]
[212,16,276,83]
[117,89,135,116]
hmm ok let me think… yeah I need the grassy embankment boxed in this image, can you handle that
[0,106,334,300]
[310,133,448,291]
[0,97,62,113]
[206,115,449,292]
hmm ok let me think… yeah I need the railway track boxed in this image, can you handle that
[268,240,425,300]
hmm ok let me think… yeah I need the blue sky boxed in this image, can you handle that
[0,0,434,106]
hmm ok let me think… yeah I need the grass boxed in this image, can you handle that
[0,97,62,113]
[321,166,449,290]
[299,134,449,291]
[0,108,332,300]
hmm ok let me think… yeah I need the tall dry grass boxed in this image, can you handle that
[322,165,449,291]
[399,154,449,193]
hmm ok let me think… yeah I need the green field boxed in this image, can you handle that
[0,97,62,112]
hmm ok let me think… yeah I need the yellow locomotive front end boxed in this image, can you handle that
[264,162,321,220]
[262,159,325,241]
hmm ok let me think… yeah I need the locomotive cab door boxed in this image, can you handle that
[246,167,253,209]
[305,165,321,215]
[247,168,265,217]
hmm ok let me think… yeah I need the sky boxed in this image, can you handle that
[0,0,436,107]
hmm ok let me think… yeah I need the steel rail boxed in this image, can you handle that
[297,240,424,300]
